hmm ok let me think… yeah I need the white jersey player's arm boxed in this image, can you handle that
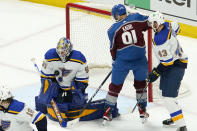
[41,59,56,78]
[75,63,89,83]
[17,105,46,124]
[171,22,181,35]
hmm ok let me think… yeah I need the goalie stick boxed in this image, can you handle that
[51,98,67,127]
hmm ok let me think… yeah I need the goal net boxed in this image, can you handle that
[65,3,190,102]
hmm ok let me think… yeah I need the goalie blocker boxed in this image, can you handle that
[35,78,119,122]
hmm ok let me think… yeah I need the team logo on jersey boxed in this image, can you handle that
[1,120,11,130]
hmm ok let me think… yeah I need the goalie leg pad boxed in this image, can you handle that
[80,99,119,121]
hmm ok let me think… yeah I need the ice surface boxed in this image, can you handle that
[0,0,197,131]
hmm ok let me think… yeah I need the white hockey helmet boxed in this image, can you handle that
[0,85,13,102]
[148,11,164,30]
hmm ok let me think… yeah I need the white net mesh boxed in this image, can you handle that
[67,3,190,102]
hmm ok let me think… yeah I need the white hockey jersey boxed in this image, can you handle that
[152,22,188,68]
[0,99,45,131]
[40,49,89,89]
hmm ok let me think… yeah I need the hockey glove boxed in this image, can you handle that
[147,68,160,83]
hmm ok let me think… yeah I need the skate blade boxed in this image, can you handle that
[102,120,107,126]
[102,119,111,126]
[163,124,177,128]
[141,118,148,124]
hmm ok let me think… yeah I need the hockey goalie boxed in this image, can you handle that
[35,37,119,125]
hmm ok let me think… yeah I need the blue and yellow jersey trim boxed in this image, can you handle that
[175,24,181,34]
[69,58,85,64]
[60,86,75,91]
[5,100,25,115]
[32,112,46,124]
[170,110,184,122]
[75,77,89,83]
[69,50,86,64]
[179,58,188,63]
[160,58,174,66]
[153,22,172,46]
[40,71,55,79]
[46,58,60,62]
[44,48,61,62]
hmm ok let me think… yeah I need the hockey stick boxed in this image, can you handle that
[69,70,112,122]
[31,58,40,72]
[131,81,149,113]
[51,98,67,127]
[31,58,67,127]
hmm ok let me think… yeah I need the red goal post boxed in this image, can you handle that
[65,3,153,102]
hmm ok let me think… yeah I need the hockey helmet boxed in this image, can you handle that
[56,37,73,62]
[111,4,126,21]
[148,11,164,31]
[0,85,13,102]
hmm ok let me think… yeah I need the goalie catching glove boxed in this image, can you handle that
[147,68,160,83]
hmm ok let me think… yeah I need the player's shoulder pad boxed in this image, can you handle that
[153,22,172,46]
[7,99,25,114]
[69,50,86,64]
[44,48,61,62]
[134,12,148,21]
[128,12,148,21]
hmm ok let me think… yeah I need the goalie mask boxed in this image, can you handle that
[56,37,73,62]
[111,4,126,22]
[0,85,13,102]
[148,11,164,32]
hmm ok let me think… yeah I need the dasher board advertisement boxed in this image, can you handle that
[151,0,197,22]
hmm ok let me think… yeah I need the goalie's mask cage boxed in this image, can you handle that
[65,3,190,102]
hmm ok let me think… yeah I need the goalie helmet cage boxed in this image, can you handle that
[65,3,153,102]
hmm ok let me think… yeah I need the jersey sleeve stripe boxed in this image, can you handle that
[46,58,60,62]
[153,39,156,45]
[32,112,46,124]
[7,110,20,114]
[40,71,55,78]
[167,23,172,40]
[175,25,180,34]
[69,59,85,64]
[75,77,89,83]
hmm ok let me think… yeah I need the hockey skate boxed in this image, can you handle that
[163,118,174,126]
[138,105,149,124]
[102,106,112,125]
[176,126,188,131]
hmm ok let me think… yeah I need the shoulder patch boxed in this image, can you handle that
[45,48,60,62]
